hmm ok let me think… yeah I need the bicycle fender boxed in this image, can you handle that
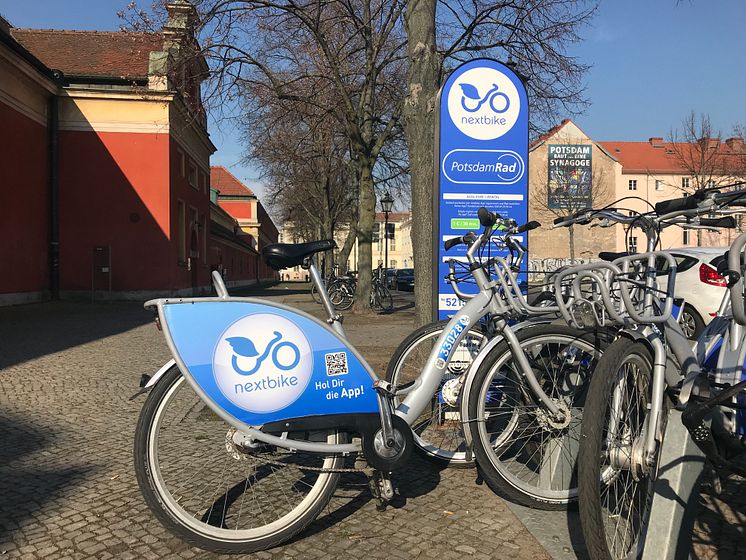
[458,317,552,452]
[151,297,380,433]
[145,359,176,389]
[129,359,176,400]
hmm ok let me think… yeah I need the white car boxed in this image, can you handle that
[656,247,728,339]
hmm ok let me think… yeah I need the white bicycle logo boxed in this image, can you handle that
[227,331,301,376]
[459,82,510,114]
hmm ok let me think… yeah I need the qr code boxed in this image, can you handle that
[324,352,348,376]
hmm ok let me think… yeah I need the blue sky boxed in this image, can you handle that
[2,0,745,197]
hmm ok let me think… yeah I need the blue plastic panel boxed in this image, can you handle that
[162,301,379,425]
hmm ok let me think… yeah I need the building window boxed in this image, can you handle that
[188,161,198,189]
[682,177,690,190]
[683,228,689,245]
[201,214,207,263]
[390,260,397,268]
[628,236,638,253]
[189,207,199,259]
[177,149,185,177]
[177,200,186,262]
[372,222,380,248]
[628,179,637,191]
[655,180,663,191]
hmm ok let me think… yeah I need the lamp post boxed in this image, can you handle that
[380,191,394,288]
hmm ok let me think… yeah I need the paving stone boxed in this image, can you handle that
[0,288,736,559]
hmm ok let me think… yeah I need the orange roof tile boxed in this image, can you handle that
[375,212,410,222]
[599,139,745,174]
[11,28,162,80]
[210,166,255,196]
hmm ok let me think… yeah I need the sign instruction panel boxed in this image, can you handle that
[434,59,529,319]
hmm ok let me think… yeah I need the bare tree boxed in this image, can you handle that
[126,0,407,312]
[243,86,357,270]
[404,0,598,325]
[667,112,746,245]
[530,144,611,259]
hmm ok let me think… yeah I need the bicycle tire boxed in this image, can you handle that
[385,320,487,467]
[329,280,354,310]
[377,285,393,312]
[467,324,608,509]
[578,338,667,560]
[310,282,322,304]
[134,366,343,554]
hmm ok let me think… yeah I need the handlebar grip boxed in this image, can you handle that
[444,236,463,251]
[655,191,707,215]
[478,207,500,227]
[700,216,738,228]
[517,220,541,234]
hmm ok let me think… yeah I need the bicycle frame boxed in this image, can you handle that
[145,221,570,457]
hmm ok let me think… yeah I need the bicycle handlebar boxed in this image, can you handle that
[517,220,541,234]
[700,216,738,228]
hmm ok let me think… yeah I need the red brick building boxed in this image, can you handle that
[0,1,277,304]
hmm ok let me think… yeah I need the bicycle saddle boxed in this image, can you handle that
[598,251,631,262]
[262,240,336,270]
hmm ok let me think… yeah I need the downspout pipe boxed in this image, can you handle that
[49,91,59,299]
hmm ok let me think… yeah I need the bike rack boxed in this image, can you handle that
[641,409,705,560]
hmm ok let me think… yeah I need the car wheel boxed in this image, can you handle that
[679,304,705,339]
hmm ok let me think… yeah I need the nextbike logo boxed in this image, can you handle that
[447,67,520,141]
[213,314,313,413]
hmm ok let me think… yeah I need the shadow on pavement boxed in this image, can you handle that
[0,300,152,369]
[294,454,443,543]
[0,411,97,543]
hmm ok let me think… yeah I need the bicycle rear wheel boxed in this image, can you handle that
[376,285,393,312]
[578,338,665,560]
[134,367,343,554]
[467,324,606,509]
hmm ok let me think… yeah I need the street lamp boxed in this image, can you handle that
[380,191,394,287]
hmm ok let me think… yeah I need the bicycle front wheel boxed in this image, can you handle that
[134,366,343,554]
[578,338,666,560]
[467,324,606,509]
[386,320,487,466]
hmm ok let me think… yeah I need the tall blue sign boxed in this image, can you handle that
[434,59,529,320]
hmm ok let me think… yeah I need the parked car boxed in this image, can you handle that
[396,268,415,291]
[656,247,728,339]
[385,268,398,289]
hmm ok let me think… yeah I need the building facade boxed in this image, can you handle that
[0,2,277,304]
[527,119,746,269]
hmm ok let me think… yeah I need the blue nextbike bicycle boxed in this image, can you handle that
[133,207,608,553]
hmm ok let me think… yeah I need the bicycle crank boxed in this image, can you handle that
[360,414,413,472]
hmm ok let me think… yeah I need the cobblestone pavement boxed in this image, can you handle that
[0,286,549,560]
[0,284,742,559]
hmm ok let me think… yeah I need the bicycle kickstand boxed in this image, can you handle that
[368,470,395,511]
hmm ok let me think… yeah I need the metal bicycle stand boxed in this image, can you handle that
[641,409,705,560]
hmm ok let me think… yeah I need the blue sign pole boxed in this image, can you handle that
[433,59,529,320]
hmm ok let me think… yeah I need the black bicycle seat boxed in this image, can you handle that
[262,240,336,270]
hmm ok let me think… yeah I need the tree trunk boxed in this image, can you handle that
[338,225,357,274]
[569,225,576,260]
[404,0,439,327]
[353,160,376,313]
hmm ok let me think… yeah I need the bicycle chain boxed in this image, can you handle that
[225,433,368,474]
[242,451,369,474]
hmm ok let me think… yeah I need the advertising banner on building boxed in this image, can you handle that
[547,144,592,209]
[433,59,529,320]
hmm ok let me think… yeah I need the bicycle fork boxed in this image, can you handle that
[498,323,565,421]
